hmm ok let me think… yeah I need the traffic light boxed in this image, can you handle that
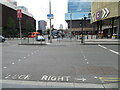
[80,22,83,27]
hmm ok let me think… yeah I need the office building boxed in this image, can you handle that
[0,0,36,37]
[38,20,47,31]
[65,0,92,34]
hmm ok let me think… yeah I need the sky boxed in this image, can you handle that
[15,0,68,30]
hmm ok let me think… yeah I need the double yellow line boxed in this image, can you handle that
[99,77,120,82]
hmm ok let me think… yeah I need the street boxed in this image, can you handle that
[1,39,119,88]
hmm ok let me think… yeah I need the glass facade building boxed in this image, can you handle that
[38,20,46,31]
[65,0,91,20]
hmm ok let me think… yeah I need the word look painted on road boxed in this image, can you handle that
[4,74,32,80]
[41,75,71,82]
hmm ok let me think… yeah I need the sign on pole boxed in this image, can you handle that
[47,14,54,19]
[17,9,22,43]
[17,9,22,19]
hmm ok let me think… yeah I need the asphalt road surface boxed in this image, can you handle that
[1,39,119,88]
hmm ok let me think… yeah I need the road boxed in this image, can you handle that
[1,39,119,88]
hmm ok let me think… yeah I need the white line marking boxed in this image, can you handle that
[94,76,98,79]
[75,78,87,82]
[3,67,7,69]
[5,74,11,79]
[98,45,120,55]
[109,49,120,55]
[87,62,89,64]
[12,62,15,65]
[98,45,107,49]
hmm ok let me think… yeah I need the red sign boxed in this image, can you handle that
[17,9,22,18]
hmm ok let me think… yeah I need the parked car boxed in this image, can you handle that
[36,35,45,41]
[0,35,5,42]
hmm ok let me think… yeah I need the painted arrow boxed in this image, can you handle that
[75,78,87,82]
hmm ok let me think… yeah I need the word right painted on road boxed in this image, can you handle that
[41,75,71,82]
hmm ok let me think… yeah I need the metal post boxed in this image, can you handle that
[19,18,22,43]
[117,17,120,39]
[70,10,72,40]
[81,18,84,44]
[49,0,52,43]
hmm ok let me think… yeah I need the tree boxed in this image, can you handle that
[4,16,16,38]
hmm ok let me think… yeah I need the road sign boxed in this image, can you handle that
[96,11,102,20]
[102,8,110,18]
[17,9,22,19]
[47,14,54,19]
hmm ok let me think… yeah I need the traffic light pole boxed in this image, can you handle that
[81,18,84,44]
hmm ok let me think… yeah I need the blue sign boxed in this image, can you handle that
[47,14,54,19]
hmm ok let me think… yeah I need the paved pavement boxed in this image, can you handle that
[1,38,119,88]
[84,39,120,45]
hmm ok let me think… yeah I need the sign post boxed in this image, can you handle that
[17,9,22,43]
[47,0,54,43]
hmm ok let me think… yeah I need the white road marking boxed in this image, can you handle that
[94,76,98,79]
[2,80,105,88]
[5,74,11,79]
[41,75,71,82]
[3,67,7,69]
[98,45,107,49]
[98,45,120,55]
[75,78,87,82]
[109,49,120,55]
[4,74,32,80]
[12,62,15,65]
[86,62,89,64]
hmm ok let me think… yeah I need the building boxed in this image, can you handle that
[38,20,47,35]
[91,1,120,39]
[65,0,92,35]
[0,0,36,37]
